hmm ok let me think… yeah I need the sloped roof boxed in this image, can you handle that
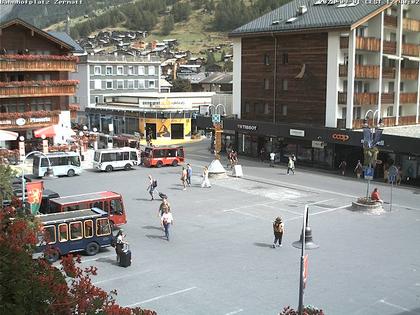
[199,72,233,84]
[48,31,84,53]
[230,0,392,36]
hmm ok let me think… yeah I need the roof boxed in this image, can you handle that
[230,0,391,36]
[199,72,233,85]
[160,78,173,88]
[37,208,106,224]
[48,31,85,53]
[50,191,120,205]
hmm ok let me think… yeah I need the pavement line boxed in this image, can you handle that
[227,209,272,221]
[307,198,336,206]
[378,299,411,312]
[224,309,244,315]
[125,286,197,307]
[222,201,278,213]
[80,254,115,263]
[310,204,351,215]
[93,270,152,285]
[261,203,301,215]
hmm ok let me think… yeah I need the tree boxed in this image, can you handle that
[0,165,16,206]
[172,78,192,92]
[161,15,174,35]
[172,2,192,22]
[220,50,226,62]
[205,51,216,71]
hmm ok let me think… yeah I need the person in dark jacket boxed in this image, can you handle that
[272,217,284,248]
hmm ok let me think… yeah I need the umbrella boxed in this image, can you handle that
[0,130,18,141]
[34,125,75,138]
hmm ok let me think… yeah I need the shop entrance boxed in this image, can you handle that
[171,123,184,139]
[145,123,156,139]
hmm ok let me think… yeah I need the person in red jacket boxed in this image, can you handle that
[371,188,383,204]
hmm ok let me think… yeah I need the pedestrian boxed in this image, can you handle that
[201,166,211,188]
[259,147,266,162]
[147,174,157,200]
[115,229,127,263]
[158,197,171,219]
[287,156,295,175]
[186,163,192,186]
[272,216,284,248]
[161,207,174,241]
[339,160,347,176]
[371,187,383,204]
[396,166,402,185]
[354,160,363,179]
[269,151,276,167]
[180,167,188,190]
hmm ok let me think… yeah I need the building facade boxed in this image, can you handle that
[227,0,420,184]
[70,54,161,123]
[0,18,79,147]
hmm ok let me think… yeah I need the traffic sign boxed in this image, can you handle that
[212,114,221,124]
[364,167,374,180]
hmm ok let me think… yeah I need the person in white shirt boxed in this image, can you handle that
[269,152,276,167]
[161,208,174,241]
[201,166,211,188]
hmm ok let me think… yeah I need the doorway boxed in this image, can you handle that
[171,123,184,139]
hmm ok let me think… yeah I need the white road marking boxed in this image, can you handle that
[125,286,197,307]
[93,270,151,285]
[224,309,244,315]
[225,209,272,221]
[310,204,351,215]
[307,198,336,206]
[80,254,115,263]
[378,299,411,312]
[222,201,277,213]
[261,203,301,215]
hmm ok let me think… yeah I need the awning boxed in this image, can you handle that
[34,125,76,138]
[0,130,18,141]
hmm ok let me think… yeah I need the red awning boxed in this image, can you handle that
[34,125,56,138]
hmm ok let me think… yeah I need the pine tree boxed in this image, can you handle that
[161,15,174,36]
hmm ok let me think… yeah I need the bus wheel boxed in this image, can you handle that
[156,161,163,168]
[124,164,132,171]
[67,169,75,177]
[105,165,113,172]
[85,242,100,256]
[46,249,60,263]
[171,160,178,167]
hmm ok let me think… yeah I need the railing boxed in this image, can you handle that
[339,64,380,79]
[382,67,395,79]
[0,111,60,129]
[403,18,420,32]
[398,115,417,125]
[337,118,346,129]
[0,80,78,98]
[383,40,397,55]
[338,92,347,104]
[337,92,379,105]
[384,15,398,28]
[400,92,417,103]
[339,36,380,51]
[402,43,420,57]
[381,93,394,104]
[345,116,417,129]
[0,55,77,72]
[401,68,418,80]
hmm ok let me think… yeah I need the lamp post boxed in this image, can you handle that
[19,136,25,162]
[21,151,54,212]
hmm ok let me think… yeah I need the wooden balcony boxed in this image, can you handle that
[403,18,420,32]
[381,93,394,104]
[400,92,417,103]
[339,64,380,79]
[0,55,77,72]
[340,115,418,129]
[340,37,349,49]
[401,68,418,80]
[402,43,420,57]
[0,111,60,130]
[384,15,397,28]
[0,80,78,98]
[339,36,380,51]
[382,67,395,79]
[338,92,347,104]
[383,40,397,55]
[338,92,379,105]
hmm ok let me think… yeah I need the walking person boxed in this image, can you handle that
[180,167,188,190]
[186,163,192,187]
[147,174,157,200]
[339,160,347,176]
[158,197,171,218]
[354,160,363,179]
[259,147,266,162]
[115,229,127,263]
[272,217,284,248]
[287,156,295,175]
[269,151,276,167]
[161,208,174,241]
[201,166,211,188]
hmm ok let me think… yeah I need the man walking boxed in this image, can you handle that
[272,217,284,248]
[186,163,192,186]
[354,160,363,179]
[161,208,174,241]
[269,151,276,167]
[287,156,295,175]
[147,175,157,200]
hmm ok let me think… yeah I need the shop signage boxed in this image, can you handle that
[16,118,26,126]
[0,120,12,125]
[331,133,349,141]
[29,117,51,123]
[312,141,326,149]
[290,129,305,137]
[237,124,257,131]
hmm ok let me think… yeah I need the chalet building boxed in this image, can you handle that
[226,0,420,183]
[0,18,81,147]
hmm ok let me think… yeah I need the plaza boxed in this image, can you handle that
[44,140,420,315]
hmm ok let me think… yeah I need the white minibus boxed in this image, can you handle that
[33,152,82,177]
[93,147,139,172]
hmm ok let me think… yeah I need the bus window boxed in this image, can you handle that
[33,156,40,168]
[177,147,184,158]
[103,201,109,213]
[41,157,49,167]
[64,205,80,212]
[154,149,165,158]
[84,220,93,238]
[58,224,68,242]
[167,149,176,157]
[70,156,81,167]
[96,218,111,236]
[110,199,123,215]
[93,201,103,210]
[70,222,83,241]
[130,151,137,161]
[94,151,101,162]
[44,226,56,244]
[116,152,124,161]
[123,152,129,160]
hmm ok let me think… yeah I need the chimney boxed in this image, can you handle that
[297,5,307,15]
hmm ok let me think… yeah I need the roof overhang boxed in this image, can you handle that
[350,1,395,30]
[229,26,350,38]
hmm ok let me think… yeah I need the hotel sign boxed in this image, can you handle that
[237,124,257,131]
[30,117,51,123]
[290,129,305,137]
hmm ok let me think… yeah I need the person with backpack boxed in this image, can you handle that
[272,217,284,248]
[161,207,174,241]
[147,174,157,200]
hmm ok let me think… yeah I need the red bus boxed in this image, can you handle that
[143,146,185,168]
[48,191,127,228]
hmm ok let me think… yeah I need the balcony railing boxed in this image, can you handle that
[403,18,420,32]
[381,93,394,104]
[384,15,398,28]
[402,43,420,57]
[338,92,379,105]
[338,92,347,104]
[401,68,418,80]
[338,115,418,129]
[0,80,78,98]
[400,92,417,103]
[0,54,78,72]
[339,64,380,79]
[382,67,395,79]
[383,40,397,55]
[339,36,380,51]
[0,111,60,129]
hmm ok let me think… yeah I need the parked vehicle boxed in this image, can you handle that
[33,152,82,178]
[142,146,185,168]
[47,191,127,228]
[93,147,139,172]
[35,208,113,263]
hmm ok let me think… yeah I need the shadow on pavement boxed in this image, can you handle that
[96,257,118,266]
[254,242,274,248]
[142,225,163,231]
[392,308,420,315]
[134,198,154,201]
[145,234,166,240]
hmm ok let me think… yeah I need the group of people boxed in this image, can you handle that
[180,164,211,189]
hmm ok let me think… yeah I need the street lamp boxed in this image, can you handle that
[21,151,54,213]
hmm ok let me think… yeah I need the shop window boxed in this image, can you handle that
[264,54,270,65]
[84,220,93,238]
[282,105,287,116]
[282,80,288,91]
[386,106,393,116]
[353,107,361,119]
[70,222,83,240]
[264,78,269,90]
[282,52,288,64]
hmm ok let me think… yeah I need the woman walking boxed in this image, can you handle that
[272,217,284,248]
[180,167,188,190]
[201,166,211,188]
[161,208,174,241]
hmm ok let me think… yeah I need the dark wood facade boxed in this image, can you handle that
[240,33,328,126]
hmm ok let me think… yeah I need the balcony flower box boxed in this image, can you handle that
[0,54,79,62]
[0,80,79,88]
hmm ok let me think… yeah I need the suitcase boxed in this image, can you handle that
[159,192,167,200]
[119,245,131,268]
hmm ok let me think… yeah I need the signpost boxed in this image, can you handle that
[388,165,398,212]
[364,167,374,198]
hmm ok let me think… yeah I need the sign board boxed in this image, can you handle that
[212,114,221,124]
[232,165,243,177]
[364,167,374,180]
[290,129,305,137]
[237,124,257,131]
[311,141,325,149]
